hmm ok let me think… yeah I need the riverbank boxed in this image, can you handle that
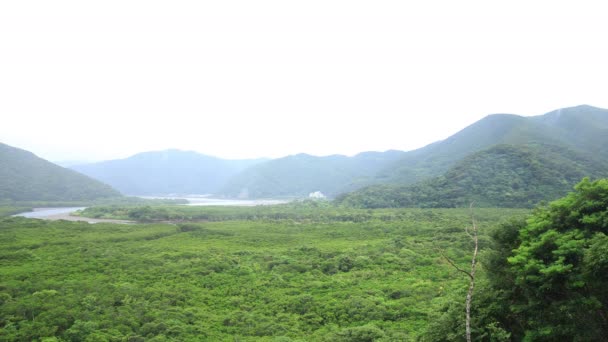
[41,213,132,224]
[13,207,132,224]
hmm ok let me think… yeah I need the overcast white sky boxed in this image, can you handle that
[1,1,607,162]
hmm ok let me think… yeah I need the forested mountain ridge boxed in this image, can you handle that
[530,104,608,159]
[218,150,407,198]
[219,105,608,199]
[0,143,121,201]
[67,105,608,199]
[337,143,608,208]
[71,149,267,195]
[377,104,608,185]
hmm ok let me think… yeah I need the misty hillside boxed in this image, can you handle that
[337,144,608,208]
[376,105,608,185]
[219,150,407,198]
[67,105,608,200]
[218,105,608,199]
[71,150,267,195]
[0,143,121,202]
[530,104,608,158]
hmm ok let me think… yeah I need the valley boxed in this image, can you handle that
[3,1,607,339]
[0,205,529,340]
[2,105,608,340]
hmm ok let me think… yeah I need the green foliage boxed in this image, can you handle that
[338,144,608,208]
[0,143,120,201]
[435,178,608,341]
[78,200,395,223]
[0,206,527,341]
[325,324,386,341]
[502,178,608,340]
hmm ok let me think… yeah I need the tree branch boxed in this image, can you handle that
[439,249,473,280]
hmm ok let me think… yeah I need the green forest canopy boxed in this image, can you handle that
[337,144,608,208]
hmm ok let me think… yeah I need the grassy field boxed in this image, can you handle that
[0,206,528,341]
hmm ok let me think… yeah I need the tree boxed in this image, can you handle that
[441,204,479,342]
[497,178,608,340]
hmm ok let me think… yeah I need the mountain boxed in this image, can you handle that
[337,144,608,208]
[376,105,608,185]
[218,150,407,198]
[54,160,97,167]
[0,143,121,202]
[338,105,608,208]
[218,105,608,199]
[62,104,608,201]
[530,105,608,159]
[71,150,267,196]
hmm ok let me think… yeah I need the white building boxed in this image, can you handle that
[308,191,326,199]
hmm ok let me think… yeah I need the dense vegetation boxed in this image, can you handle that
[337,144,608,208]
[71,150,266,196]
[0,205,527,341]
[3,178,608,340]
[0,143,121,202]
[429,178,608,341]
[3,104,608,340]
[77,200,419,223]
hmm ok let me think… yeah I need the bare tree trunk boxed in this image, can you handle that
[465,204,479,342]
[440,204,478,342]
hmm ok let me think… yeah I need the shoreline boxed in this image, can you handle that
[42,213,132,224]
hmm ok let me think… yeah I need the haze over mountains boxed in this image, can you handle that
[71,150,266,196]
[221,104,608,201]
[2,104,607,206]
[219,150,407,198]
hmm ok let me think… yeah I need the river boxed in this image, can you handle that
[140,196,290,206]
[12,197,288,222]
[13,207,131,224]
[15,207,87,218]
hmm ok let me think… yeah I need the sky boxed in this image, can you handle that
[1,0,607,162]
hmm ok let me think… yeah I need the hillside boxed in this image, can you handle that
[530,105,608,159]
[219,150,406,198]
[0,143,121,201]
[67,105,608,200]
[337,144,608,208]
[71,150,266,195]
[216,105,608,199]
[377,104,608,185]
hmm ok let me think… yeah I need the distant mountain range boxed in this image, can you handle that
[0,143,120,202]
[71,150,267,196]
[5,104,605,207]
